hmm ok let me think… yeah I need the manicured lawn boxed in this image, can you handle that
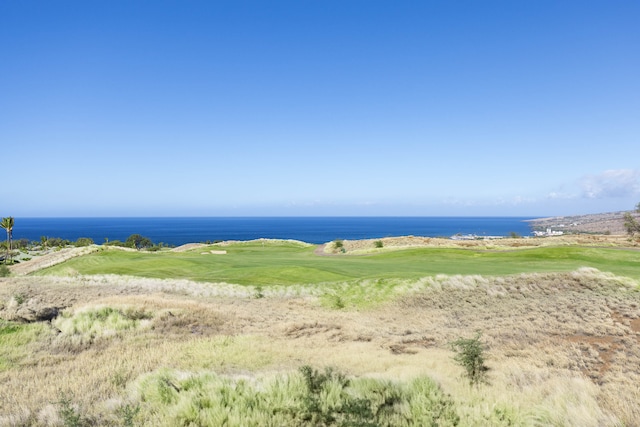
[34,242,640,285]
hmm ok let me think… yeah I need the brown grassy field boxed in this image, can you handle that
[1,262,640,425]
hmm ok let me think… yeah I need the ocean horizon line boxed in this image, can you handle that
[12,215,541,219]
[11,217,537,246]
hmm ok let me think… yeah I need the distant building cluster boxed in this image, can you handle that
[450,234,505,240]
[533,228,564,237]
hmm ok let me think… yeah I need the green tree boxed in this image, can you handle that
[0,217,14,264]
[450,332,489,386]
[74,237,94,247]
[623,212,640,237]
[125,234,153,250]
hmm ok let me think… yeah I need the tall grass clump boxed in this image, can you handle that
[132,367,460,426]
[0,320,48,371]
[53,305,153,348]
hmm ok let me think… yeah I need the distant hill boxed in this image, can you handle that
[529,211,638,235]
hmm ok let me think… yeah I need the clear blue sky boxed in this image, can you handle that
[2,1,639,217]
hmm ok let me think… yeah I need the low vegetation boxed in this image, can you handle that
[130,366,460,426]
[1,234,640,425]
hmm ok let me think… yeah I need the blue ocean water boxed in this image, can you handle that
[11,217,535,246]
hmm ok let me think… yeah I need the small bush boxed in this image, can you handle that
[13,293,27,305]
[254,285,264,299]
[450,332,489,386]
[56,391,90,427]
[374,240,384,248]
[47,237,71,247]
[0,264,9,277]
[333,239,344,249]
[332,295,345,309]
[74,237,94,247]
[13,238,29,250]
[117,403,140,427]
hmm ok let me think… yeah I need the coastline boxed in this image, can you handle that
[528,211,637,235]
[10,216,535,246]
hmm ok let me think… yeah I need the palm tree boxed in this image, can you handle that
[1,217,14,264]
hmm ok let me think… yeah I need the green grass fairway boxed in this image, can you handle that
[33,241,640,285]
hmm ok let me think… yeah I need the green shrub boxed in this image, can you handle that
[13,238,29,250]
[117,403,140,427]
[133,367,460,426]
[254,285,265,299]
[74,237,94,247]
[47,237,71,247]
[624,212,640,236]
[333,239,343,249]
[374,240,384,248]
[13,293,26,305]
[125,234,154,250]
[450,332,489,386]
[0,264,9,277]
[56,391,90,427]
[331,295,345,309]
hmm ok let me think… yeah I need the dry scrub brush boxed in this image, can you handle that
[0,269,639,425]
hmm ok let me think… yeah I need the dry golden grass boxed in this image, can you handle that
[0,268,639,426]
[319,234,640,255]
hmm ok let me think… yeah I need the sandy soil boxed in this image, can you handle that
[170,243,209,252]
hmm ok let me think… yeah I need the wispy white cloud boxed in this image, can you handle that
[440,196,536,207]
[546,191,576,200]
[580,169,640,199]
